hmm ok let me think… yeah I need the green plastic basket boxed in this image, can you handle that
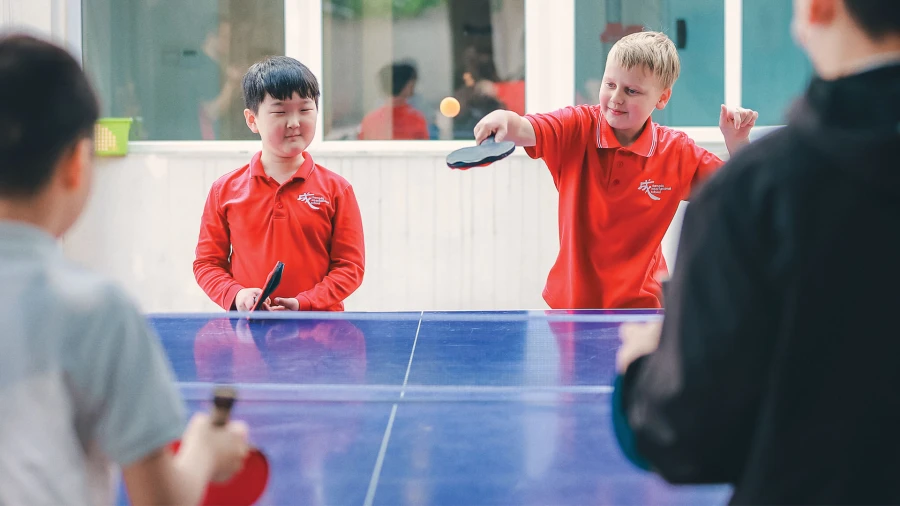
[94,118,133,156]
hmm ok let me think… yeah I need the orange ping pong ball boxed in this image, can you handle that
[440,96,460,118]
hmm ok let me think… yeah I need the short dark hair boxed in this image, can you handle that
[844,0,900,39]
[242,56,320,113]
[380,62,417,97]
[0,34,99,197]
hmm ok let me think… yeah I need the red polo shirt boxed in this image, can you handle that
[194,151,365,311]
[525,105,722,309]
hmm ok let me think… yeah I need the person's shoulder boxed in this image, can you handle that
[403,102,427,119]
[571,104,602,126]
[359,106,381,125]
[563,103,601,117]
[48,261,142,322]
[653,123,698,149]
[309,159,353,192]
[209,162,253,192]
[530,103,600,125]
[692,126,801,207]
[31,261,146,358]
[526,105,599,154]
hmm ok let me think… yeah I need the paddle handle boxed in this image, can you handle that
[211,386,237,427]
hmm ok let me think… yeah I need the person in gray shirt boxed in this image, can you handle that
[0,34,249,505]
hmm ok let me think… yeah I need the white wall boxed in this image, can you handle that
[0,0,54,40]
[59,146,710,313]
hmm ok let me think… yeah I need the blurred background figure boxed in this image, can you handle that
[358,61,430,140]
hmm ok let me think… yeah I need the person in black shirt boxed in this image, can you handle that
[613,0,900,504]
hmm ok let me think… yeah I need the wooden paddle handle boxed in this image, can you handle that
[211,386,237,427]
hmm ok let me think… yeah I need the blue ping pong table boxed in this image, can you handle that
[135,310,732,506]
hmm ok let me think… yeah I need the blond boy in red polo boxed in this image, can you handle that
[475,31,758,309]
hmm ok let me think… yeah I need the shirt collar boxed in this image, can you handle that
[596,111,658,157]
[249,151,316,182]
[850,52,900,77]
[0,220,59,256]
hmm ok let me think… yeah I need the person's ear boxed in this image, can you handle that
[244,109,259,133]
[57,137,93,190]
[808,0,838,25]
[656,88,672,110]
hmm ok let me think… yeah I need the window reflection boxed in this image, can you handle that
[323,0,525,140]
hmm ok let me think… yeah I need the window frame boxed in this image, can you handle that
[67,0,747,153]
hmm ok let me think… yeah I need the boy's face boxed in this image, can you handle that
[598,61,671,137]
[245,92,317,157]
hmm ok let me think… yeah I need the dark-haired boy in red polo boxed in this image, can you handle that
[194,56,365,311]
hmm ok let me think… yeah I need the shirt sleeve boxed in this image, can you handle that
[296,184,366,310]
[524,106,589,182]
[66,284,185,467]
[681,136,724,198]
[193,182,244,310]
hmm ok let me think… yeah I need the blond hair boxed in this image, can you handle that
[608,31,680,89]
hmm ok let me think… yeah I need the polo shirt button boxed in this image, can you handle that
[277,202,283,209]
[617,162,624,168]
[613,179,620,185]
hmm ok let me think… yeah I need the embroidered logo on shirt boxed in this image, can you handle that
[298,192,329,210]
[638,179,672,201]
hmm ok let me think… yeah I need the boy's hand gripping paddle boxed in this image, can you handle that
[250,261,284,312]
[171,386,270,506]
[446,134,516,169]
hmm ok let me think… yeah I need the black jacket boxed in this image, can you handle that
[619,63,900,505]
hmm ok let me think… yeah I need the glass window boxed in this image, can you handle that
[574,0,724,126]
[742,1,813,125]
[322,0,526,141]
[82,0,285,141]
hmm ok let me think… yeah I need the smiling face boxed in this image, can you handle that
[597,31,681,145]
[244,92,318,157]
[598,61,671,144]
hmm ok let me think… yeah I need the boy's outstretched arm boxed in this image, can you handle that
[474,110,537,147]
[272,184,365,311]
[719,104,759,156]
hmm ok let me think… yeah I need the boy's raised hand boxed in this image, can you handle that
[179,412,250,483]
[719,104,759,155]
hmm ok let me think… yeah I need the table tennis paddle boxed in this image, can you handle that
[251,261,284,311]
[446,134,516,169]
[170,386,270,506]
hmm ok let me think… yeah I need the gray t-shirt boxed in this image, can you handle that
[0,221,185,505]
